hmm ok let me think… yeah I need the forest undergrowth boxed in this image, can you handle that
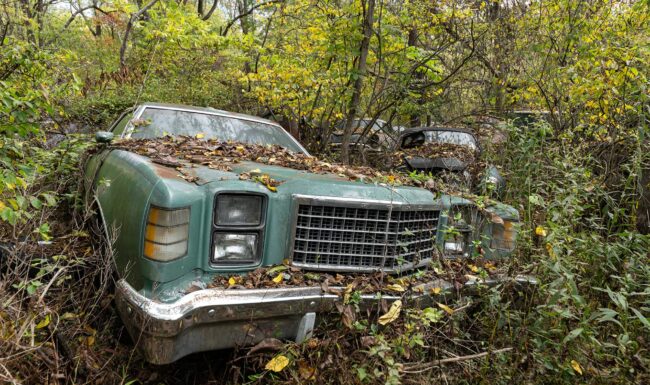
[2,0,649,384]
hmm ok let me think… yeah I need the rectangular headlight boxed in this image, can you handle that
[212,233,258,263]
[215,194,263,226]
[143,206,190,262]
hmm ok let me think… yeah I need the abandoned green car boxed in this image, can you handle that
[84,103,534,364]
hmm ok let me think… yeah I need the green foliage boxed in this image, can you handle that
[1,0,650,383]
[488,119,650,382]
[0,135,93,234]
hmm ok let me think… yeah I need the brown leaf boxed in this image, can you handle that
[335,303,356,328]
[298,360,316,381]
[360,336,377,347]
[248,338,284,355]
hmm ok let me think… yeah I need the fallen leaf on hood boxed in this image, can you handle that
[378,300,402,325]
[489,211,504,224]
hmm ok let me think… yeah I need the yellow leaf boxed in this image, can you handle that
[387,175,395,184]
[83,324,96,335]
[570,360,583,375]
[343,284,354,304]
[195,133,205,139]
[6,183,15,190]
[545,242,557,260]
[0,201,5,210]
[431,287,442,295]
[266,184,277,192]
[386,284,405,292]
[468,264,479,273]
[378,300,402,325]
[535,226,547,237]
[265,354,290,372]
[272,274,283,283]
[437,303,454,315]
[86,335,95,346]
[228,277,237,286]
[36,314,50,329]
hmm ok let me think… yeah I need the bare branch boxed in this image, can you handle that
[220,0,283,36]
[120,0,159,68]
[61,5,112,30]
[202,0,220,21]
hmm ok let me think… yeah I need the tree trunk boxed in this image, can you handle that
[636,154,650,234]
[341,0,375,165]
[407,28,423,127]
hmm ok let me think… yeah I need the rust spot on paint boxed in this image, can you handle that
[151,163,182,180]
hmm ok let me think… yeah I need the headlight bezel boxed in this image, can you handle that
[211,192,267,266]
[443,204,482,257]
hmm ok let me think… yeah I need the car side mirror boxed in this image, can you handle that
[95,131,114,144]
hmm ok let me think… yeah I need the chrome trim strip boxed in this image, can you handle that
[291,194,440,211]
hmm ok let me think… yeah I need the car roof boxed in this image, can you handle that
[140,102,281,127]
[399,126,476,138]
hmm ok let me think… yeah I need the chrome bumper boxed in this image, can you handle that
[115,275,537,364]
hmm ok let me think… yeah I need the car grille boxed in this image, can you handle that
[291,201,440,272]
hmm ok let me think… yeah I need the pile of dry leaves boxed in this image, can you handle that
[108,136,414,187]
[209,257,504,293]
[390,142,488,180]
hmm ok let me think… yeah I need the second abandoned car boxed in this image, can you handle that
[395,126,506,195]
[85,103,532,364]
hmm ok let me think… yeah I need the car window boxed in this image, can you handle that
[111,113,132,135]
[425,131,478,150]
[401,132,426,148]
[131,108,305,153]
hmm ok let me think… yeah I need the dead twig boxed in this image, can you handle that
[400,347,513,374]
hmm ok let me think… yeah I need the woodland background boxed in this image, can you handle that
[0,0,649,384]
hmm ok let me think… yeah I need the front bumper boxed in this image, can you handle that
[115,275,538,364]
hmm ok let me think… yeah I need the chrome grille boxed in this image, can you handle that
[291,200,440,272]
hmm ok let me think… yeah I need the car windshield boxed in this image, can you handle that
[130,108,305,153]
[425,131,478,150]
